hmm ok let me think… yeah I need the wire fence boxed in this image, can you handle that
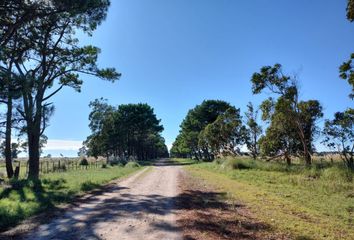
[0,157,107,179]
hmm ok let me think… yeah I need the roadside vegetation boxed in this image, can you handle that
[175,157,354,240]
[0,163,142,231]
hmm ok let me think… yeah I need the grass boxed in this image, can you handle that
[174,157,354,240]
[0,165,143,231]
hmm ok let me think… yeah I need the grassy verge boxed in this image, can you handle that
[174,158,354,240]
[0,165,143,231]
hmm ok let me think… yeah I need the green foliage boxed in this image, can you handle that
[347,0,354,21]
[339,53,354,99]
[323,109,354,170]
[125,161,141,168]
[0,142,21,159]
[85,100,168,160]
[245,102,262,159]
[79,158,89,166]
[171,100,248,160]
[200,107,248,157]
[251,64,323,165]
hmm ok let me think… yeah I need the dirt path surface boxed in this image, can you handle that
[24,160,182,240]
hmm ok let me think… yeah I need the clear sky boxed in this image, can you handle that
[41,0,353,157]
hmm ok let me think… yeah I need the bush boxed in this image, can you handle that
[79,158,89,166]
[0,171,5,180]
[220,158,251,170]
[125,161,140,168]
[108,157,127,166]
[101,163,107,169]
[213,158,225,165]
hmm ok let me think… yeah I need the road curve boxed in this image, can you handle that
[25,159,182,240]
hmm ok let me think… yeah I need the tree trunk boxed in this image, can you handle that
[27,129,40,179]
[285,152,291,166]
[5,97,14,178]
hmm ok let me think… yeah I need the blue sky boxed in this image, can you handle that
[41,0,353,157]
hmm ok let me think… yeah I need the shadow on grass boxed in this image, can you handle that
[0,178,77,232]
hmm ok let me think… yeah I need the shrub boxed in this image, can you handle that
[220,158,251,170]
[125,161,140,168]
[80,181,100,191]
[213,158,225,165]
[101,163,107,168]
[108,157,127,166]
[79,158,89,166]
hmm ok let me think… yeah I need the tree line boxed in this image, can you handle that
[83,99,169,161]
[171,61,353,170]
[0,0,118,179]
[171,2,354,170]
[0,1,353,180]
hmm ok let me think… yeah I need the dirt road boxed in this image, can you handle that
[25,160,182,240]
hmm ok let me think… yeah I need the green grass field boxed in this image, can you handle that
[174,158,354,240]
[0,165,143,231]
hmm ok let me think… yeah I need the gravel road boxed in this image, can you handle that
[25,160,182,240]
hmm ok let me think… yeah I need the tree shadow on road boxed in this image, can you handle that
[1,186,284,240]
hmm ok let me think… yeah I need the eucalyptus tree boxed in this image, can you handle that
[244,102,262,159]
[9,0,119,179]
[199,107,248,158]
[323,109,354,170]
[251,64,323,165]
[179,100,232,160]
[347,0,354,21]
[339,1,354,99]
[340,54,354,100]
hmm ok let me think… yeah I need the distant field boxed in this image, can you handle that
[174,158,354,240]
[0,164,143,231]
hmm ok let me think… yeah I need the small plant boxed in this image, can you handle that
[108,156,127,166]
[101,163,107,168]
[125,161,140,168]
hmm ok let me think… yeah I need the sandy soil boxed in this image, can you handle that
[24,160,182,240]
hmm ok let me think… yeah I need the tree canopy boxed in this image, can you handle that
[85,100,168,161]
[251,64,323,165]
[0,0,119,179]
[171,100,248,160]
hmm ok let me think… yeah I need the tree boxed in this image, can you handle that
[323,109,354,170]
[0,141,21,159]
[178,100,233,160]
[171,100,249,160]
[244,102,262,159]
[339,53,354,99]
[200,107,248,158]
[339,1,354,99]
[0,68,21,178]
[85,100,168,161]
[347,0,354,21]
[251,64,323,165]
[8,1,119,179]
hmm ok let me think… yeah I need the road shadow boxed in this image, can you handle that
[153,159,196,167]
[1,186,277,240]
